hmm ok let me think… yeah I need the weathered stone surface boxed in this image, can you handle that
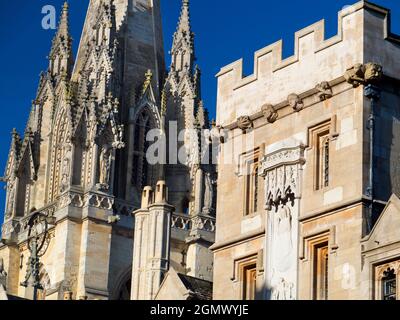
[213,1,400,301]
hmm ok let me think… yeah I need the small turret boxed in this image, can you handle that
[154,180,168,204]
[141,186,154,209]
[48,2,73,79]
[170,0,195,77]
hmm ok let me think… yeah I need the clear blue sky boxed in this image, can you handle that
[0,0,399,224]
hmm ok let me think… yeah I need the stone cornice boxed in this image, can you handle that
[221,75,346,132]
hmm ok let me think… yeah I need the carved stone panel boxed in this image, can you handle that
[260,143,305,300]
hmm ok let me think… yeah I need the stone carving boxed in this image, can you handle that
[5,181,15,219]
[171,213,215,233]
[274,204,293,267]
[261,144,305,301]
[315,81,333,101]
[272,278,294,300]
[364,62,383,82]
[0,258,7,287]
[98,144,113,191]
[344,62,383,87]
[202,172,214,215]
[261,147,304,209]
[209,123,227,144]
[287,94,304,112]
[60,142,73,192]
[86,193,114,210]
[237,116,253,133]
[261,104,278,123]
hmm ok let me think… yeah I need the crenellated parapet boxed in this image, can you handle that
[216,1,400,126]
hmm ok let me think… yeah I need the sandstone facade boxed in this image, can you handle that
[0,0,216,300]
[212,1,400,300]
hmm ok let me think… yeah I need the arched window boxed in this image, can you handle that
[15,161,31,217]
[245,157,259,216]
[316,133,330,190]
[382,268,397,300]
[132,109,156,190]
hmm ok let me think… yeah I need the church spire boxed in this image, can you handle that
[48,2,73,79]
[170,0,195,75]
[58,2,70,38]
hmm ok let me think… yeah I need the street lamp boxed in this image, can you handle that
[20,212,50,300]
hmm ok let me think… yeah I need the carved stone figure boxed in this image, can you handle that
[272,278,294,300]
[344,63,383,87]
[364,62,383,83]
[316,81,333,101]
[237,116,253,133]
[209,125,227,144]
[261,103,278,123]
[287,94,304,112]
[99,144,113,190]
[344,63,365,87]
[202,172,213,215]
[60,143,72,192]
[5,181,15,218]
[274,203,293,268]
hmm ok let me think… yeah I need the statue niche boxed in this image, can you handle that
[97,143,113,192]
[5,180,16,219]
[60,142,73,192]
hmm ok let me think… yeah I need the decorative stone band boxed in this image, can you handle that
[171,213,216,233]
[260,145,305,173]
[2,191,124,240]
[113,199,137,217]
[218,62,383,131]
[260,145,305,208]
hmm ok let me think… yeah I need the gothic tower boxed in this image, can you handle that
[130,0,216,299]
[0,0,215,300]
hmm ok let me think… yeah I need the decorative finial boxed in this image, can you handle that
[63,1,69,11]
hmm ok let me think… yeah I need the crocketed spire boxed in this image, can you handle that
[170,0,195,75]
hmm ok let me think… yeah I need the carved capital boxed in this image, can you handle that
[261,104,278,123]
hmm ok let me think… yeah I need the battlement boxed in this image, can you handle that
[216,1,400,126]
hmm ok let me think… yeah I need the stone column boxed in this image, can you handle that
[146,181,173,300]
[131,182,174,300]
[131,186,152,300]
[260,142,305,300]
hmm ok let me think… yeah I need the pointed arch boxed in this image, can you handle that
[132,105,159,190]
[15,144,35,217]
[111,266,132,300]
[72,109,89,187]
[48,106,73,201]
